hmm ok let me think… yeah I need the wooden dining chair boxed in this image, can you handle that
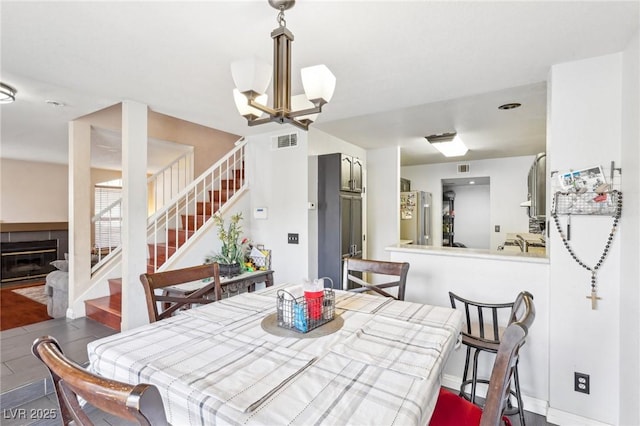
[342,258,410,300]
[430,299,535,426]
[448,291,535,425]
[32,335,168,426]
[140,262,222,322]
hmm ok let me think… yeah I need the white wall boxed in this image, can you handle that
[366,146,401,261]
[0,158,69,222]
[402,156,534,251]
[619,29,640,426]
[245,128,310,285]
[547,53,624,425]
[443,183,490,249]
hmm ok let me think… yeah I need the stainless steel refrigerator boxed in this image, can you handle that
[400,191,432,245]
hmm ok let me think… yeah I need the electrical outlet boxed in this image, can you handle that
[574,372,590,394]
[287,233,299,244]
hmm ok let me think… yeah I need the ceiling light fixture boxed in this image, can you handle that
[425,132,469,157]
[231,0,336,131]
[0,82,17,104]
[45,100,66,107]
[498,102,521,110]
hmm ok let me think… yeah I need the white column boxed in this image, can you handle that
[121,101,148,330]
[547,53,623,425]
[67,120,93,317]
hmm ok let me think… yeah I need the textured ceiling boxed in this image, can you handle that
[1,1,638,167]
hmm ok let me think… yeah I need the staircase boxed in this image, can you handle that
[84,143,246,331]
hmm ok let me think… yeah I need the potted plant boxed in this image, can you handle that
[204,212,248,277]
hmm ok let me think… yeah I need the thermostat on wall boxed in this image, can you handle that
[254,207,268,219]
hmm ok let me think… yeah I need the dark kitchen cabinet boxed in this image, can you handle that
[318,153,364,289]
[339,154,363,193]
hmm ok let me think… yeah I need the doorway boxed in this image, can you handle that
[442,177,490,249]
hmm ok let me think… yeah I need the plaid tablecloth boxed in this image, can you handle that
[87,284,463,425]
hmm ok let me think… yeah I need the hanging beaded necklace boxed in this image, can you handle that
[551,190,622,309]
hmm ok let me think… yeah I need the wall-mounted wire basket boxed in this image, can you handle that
[552,191,621,216]
[249,245,271,270]
[276,288,335,333]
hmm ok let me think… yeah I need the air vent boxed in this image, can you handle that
[457,163,470,174]
[271,133,298,150]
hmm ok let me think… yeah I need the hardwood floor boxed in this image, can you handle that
[0,282,52,331]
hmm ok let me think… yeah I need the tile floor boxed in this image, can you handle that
[0,316,117,424]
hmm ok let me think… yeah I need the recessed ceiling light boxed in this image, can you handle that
[45,100,65,107]
[469,181,475,185]
[498,102,521,110]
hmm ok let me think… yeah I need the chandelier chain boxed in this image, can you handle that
[277,8,287,27]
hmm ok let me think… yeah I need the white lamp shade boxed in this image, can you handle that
[291,94,319,122]
[231,58,272,95]
[432,134,468,157]
[233,89,268,118]
[301,64,336,103]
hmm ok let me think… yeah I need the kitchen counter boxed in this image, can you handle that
[386,243,548,264]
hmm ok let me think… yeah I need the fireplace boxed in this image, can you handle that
[0,240,58,283]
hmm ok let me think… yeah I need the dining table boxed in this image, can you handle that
[87,282,463,425]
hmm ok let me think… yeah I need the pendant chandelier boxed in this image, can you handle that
[231,0,336,131]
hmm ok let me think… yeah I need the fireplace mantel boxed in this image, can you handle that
[1,222,68,232]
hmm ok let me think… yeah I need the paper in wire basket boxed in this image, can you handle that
[249,246,271,270]
[276,286,335,333]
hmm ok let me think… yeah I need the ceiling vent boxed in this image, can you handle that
[271,132,298,150]
[457,163,470,174]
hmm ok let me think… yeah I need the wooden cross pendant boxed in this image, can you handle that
[587,289,602,310]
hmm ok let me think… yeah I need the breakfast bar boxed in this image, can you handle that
[385,243,550,413]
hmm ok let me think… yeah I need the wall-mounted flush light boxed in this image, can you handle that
[0,82,17,104]
[425,132,468,157]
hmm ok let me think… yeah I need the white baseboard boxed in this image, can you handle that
[442,373,614,425]
[546,408,612,426]
[441,373,547,416]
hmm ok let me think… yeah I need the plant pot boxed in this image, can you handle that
[218,262,241,278]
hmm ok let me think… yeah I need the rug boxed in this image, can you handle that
[12,285,48,305]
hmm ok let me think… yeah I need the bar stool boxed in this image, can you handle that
[449,291,534,426]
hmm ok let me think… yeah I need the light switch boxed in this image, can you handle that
[287,233,299,244]
[495,225,501,232]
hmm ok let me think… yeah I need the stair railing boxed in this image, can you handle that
[90,151,194,274]
[147,139,246,272]
[147,150,195,215]
[91,198,123,272]
[90,140,243,275]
